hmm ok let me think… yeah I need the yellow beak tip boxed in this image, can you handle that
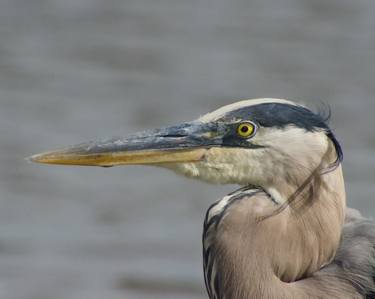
[27,153,50,164]
[27,151,68,165]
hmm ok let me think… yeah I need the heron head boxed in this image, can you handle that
[30,98,342,202]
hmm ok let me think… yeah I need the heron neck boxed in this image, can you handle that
[204,166,346,299]
[269,163,346,275]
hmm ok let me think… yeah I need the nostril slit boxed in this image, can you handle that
[160,134,187,138]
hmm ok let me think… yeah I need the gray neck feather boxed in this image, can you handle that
[202,160,351,298]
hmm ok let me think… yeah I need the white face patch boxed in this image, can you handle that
[199,98,300,123]
[164,125,330,207]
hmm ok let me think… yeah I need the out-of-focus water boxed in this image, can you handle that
[1,0,375,298]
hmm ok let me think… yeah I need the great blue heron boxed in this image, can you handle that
[31,98,375,299]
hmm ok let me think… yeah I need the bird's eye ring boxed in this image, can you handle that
[236,122,257,138]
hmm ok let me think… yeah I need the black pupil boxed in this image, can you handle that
[241,126,249,133]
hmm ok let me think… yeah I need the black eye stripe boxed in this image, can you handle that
[217,102,343,162]
[222,103,327,130]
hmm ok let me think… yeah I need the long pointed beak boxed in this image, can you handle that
[29,122,221,167]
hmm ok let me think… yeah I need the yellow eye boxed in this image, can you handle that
[236,122,256,138]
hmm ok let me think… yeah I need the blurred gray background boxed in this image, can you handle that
[1,0,375,298]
